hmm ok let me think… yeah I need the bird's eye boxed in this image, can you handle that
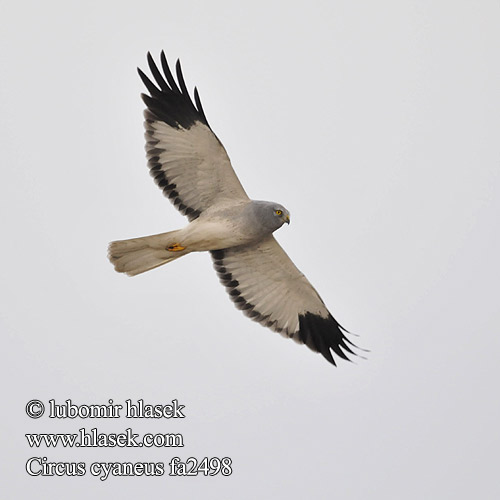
[275,209,282,216]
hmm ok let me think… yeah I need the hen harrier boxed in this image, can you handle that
[109,52,361,366]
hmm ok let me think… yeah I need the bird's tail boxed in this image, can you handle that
[108,230,190,276]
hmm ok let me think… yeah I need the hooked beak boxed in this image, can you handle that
[284,214,290,224]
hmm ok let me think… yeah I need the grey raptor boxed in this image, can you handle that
[108,52,361,366]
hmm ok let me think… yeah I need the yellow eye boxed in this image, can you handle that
[275,209,282,216]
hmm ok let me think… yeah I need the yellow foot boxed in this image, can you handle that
[166,243,186,252]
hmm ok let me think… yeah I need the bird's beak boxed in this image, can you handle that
[284,214,290,224]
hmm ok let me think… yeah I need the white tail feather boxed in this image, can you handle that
[108,230,190,276]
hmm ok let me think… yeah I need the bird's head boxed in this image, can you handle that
[251,200,290,234]
[272,204,290,226]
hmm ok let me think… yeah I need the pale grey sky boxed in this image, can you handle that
[2,1,499,498]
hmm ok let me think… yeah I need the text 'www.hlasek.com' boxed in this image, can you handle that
[24,399,232,480]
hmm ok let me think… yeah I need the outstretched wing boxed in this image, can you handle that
[211,237,359,366]
[139,52,249,221]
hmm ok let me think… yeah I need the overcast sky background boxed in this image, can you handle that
[1,1,499,498]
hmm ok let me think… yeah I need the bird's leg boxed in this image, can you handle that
[166,243,186,252]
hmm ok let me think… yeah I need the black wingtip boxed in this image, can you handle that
[159,51,181,94]
[147,52,169,91]
[137,68,162,98]
[175,59,189,96]
[139,51,211,129]
[298,312,365,367]
[194,86,210,127]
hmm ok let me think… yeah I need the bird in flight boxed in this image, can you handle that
[108,52,361,366]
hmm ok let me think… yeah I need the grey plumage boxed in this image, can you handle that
[108,52,361,366]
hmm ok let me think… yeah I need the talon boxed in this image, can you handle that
[166,243,186,252]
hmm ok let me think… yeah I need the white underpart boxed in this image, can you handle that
[147,118,249,211]
[113,105,334,345]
